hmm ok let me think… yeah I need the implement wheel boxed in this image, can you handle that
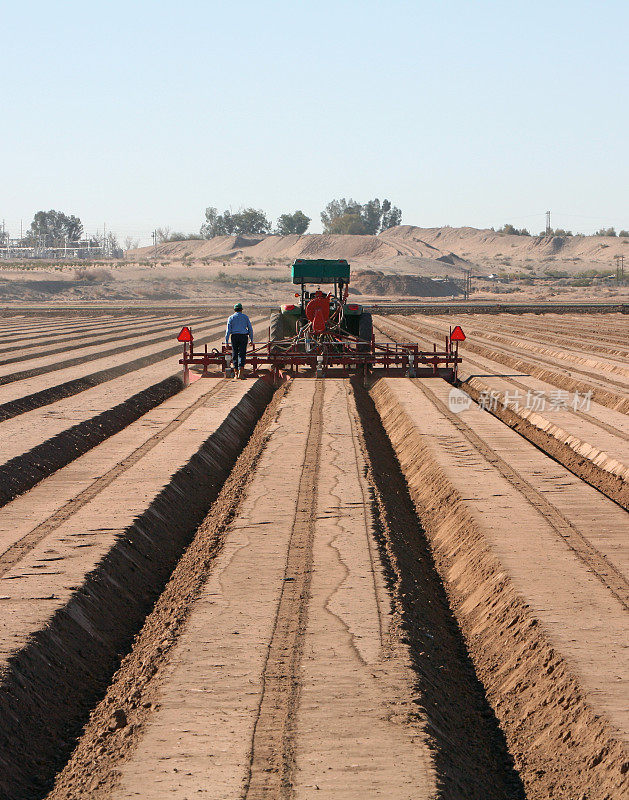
[269,312,283,341]
[358,312,373,352]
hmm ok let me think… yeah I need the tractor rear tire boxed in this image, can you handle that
[269,312,283,342]
[358,312,373,352]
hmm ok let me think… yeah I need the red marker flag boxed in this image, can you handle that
[177,326,193,342]
[450,325,466,342]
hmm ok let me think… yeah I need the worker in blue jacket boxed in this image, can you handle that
[225,303,254,378]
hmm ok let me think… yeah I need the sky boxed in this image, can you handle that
[1,0,628,245]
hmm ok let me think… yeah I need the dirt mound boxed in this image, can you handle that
[384,225,629,264]
[133,233,399,265]
[351,269,462,297]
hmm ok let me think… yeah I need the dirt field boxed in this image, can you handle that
[0,310,626,799]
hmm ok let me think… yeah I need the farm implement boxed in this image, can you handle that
[177,259,464,382]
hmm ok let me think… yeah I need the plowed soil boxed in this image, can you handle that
[0,310,625,800]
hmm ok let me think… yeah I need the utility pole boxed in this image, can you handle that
[545,211,552,237]
[462,270,472,300]
[615,254,625,282]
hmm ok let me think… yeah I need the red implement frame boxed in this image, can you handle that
[179,330,462,385]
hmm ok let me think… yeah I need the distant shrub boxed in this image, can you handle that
[544,269,569,278]
[74,267,113,282]
[168,232,204,241]
[576,269,614,278]
[618,230,629,237]
[595,227,617,237]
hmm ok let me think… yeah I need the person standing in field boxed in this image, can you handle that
[225,303,254,378]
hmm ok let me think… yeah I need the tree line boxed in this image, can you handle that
[195,197,402,240]
[496,223,629,238]
[14,208,627,251]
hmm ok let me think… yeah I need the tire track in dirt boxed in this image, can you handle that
[0,379,230,577]
[242,379,323,799]
[411,378,629,610]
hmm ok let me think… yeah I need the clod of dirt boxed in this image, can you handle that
[109,710,127,731]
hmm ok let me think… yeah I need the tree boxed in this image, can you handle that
[321,198,363,233]
[326,213,370,235]
[155,227,171,244]
[201,206,272,238]
[234,208,272,235]
[276,210,311,235]
[26,210,83,246]
[320,197,402,235]
[595,227,617,237]
[361,199,384,235]
[124,237,139,251]
[105,232,123,258]
[619,230,629,238]
[497,223,530,236]
[381,199,402,231]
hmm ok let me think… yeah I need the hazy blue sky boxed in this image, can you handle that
[2,0,627,244]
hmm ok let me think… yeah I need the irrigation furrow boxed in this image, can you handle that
[0,316,262,422]
[0,315,216,385]
[0,378,274,800]
[375,316,629,506]
[382,315,629,411]
[0,315,186,367]
[403,314,629,391]
[0,314,153,347]
[0,379,231,571]
[411,378,629,609]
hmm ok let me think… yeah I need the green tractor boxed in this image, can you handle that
[269,259,373,350]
